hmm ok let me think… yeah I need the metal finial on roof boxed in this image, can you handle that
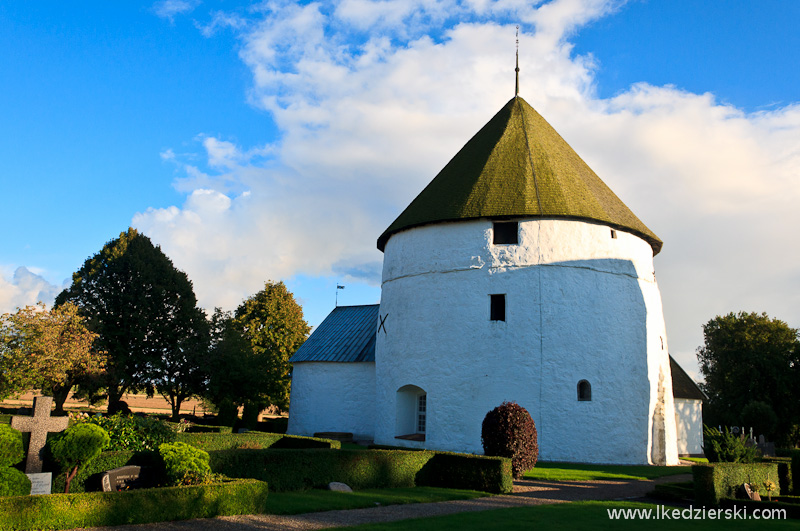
[515,25,520,97]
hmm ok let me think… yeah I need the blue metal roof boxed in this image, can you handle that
[289,304,379,363]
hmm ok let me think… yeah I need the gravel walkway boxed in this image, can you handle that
[79,474,691,531]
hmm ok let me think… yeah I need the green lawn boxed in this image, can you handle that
[524,462,692,481]
[681,457,709,464]
[264,487,488,515]
[327,501,797,530]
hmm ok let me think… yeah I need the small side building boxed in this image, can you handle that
[287,304,378,441]
[670,356,706,456]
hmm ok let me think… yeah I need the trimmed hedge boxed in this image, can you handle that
[48,439,512,494]
[186,424,233,434]
[693,463,780,506]
[176,432,340,451]
[762,456,793,495]
[209,448,429,491]
[792,450,800,494]
[0,479,268,530]
[416,451,513,494]
[208,448,513,494]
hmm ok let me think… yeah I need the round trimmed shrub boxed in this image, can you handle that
[49,423,110,493]
[0,467,31,496]
[158,442,211,486]
[0,424,25,468]
[481,401,538,479]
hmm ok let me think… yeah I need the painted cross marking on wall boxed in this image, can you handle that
[11,396,69,473]
[378,313,389,335]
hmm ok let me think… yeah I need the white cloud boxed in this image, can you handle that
[0,267,68,314]
[153,0,201,23]
[136,0,800,380]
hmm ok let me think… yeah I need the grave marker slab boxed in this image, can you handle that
[27,472,53,495]
[101,466,144,492]
[11,396,69,473]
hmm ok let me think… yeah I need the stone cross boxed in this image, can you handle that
[11,396,69,473]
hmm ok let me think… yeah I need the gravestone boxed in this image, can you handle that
[101,466,145,492]
[11,396,69,473]
[739,483,762,501]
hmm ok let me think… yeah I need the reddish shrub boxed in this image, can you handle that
[481,401,538,479]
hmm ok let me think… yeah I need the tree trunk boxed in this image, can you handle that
[51,383,72,415]
[106,385,125,415]
[64,465,78,494]
[170,395,183,422]
[216,399,239,427]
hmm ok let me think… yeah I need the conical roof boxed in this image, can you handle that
[377,96,662,255]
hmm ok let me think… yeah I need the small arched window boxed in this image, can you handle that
[577,380,592,401]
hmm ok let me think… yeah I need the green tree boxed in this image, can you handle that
[203,308,259,426]
[232,281,309,425]
[0,311,37,400]
[697,312,800,445]
[0,303,105,414]
[55,228,209,419]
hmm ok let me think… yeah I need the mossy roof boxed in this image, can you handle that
[377,96,662,255]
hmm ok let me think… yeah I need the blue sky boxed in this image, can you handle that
[2,0,799,380]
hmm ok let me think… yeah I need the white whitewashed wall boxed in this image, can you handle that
[674,398,704,455]
[374,218,679,464]
[287,361,376,440]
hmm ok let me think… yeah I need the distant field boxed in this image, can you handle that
[0,391,208,416]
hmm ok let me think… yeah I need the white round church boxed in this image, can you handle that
[288,94,682,465]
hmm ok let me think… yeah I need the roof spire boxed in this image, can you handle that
[515,25,520,97]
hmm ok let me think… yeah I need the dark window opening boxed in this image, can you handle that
[578,380,592,401]
[490,294,506,322]
[493,222,519,244]
[610,229,617,239]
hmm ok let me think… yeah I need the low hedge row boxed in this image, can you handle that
[693,463,780,506]
[176,432,340,452]
[49,433,339,493]
[416,451,513,494]
[176,423,233,434]
[0,478,269,530]
[762,456,793,495]
[209,448,512,494]
[792,450,800,494]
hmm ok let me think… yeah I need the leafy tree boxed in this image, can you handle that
[203,308,259,426]
[232,281,310,425]
[56,228,209,419]
[697,312,800,445]
[0,303,104,414]
[740,400,779,439]
[0,311,37,400]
